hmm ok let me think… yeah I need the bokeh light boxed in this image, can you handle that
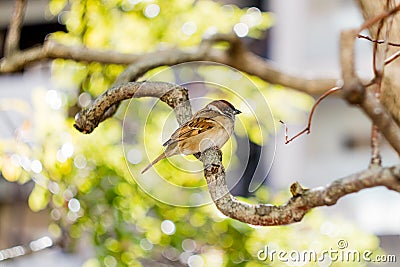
[161,220,176,235]
[144,4,160,18]
[233,22,249,37]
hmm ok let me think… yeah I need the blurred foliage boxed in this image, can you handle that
[0,0,385,266]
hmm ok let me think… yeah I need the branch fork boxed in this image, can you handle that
[73,78,400,226]
[72,4,400,225]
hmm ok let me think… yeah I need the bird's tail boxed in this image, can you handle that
[141,153,167,174]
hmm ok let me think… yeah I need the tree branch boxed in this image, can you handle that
[74,7,400,225]
[384,50,400,65]
[4,0,27,56]
[0,40,140,72]
[358,33,400,47]
[340,25,400,156]
[0,37,336,95]
[359,91,400,155]
[74,81,400,226]
[6,0,399,226]
[340,30,364,104]
[357,0,400,126]
[207,49,337,95]
[202,147,400,226]
[73,81,191,134]
[280,86,342,144]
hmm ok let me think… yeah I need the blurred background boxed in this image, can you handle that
[0,0,399,266]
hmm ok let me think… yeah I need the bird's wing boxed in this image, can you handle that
[163,116,218,146]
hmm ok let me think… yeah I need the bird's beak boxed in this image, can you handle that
[234,109,242,115]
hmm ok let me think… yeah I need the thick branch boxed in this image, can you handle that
[357,0,400,125]
[75,81,400,226]
[207,50,337,95]
[0,40,140,72]
[0,38,335,95]
[74,81,191,134]
[359,90,400,154]
[340,26,400,155]
[202,148,400,226]
[4,0,27,56]
[358,34,400,47]
[113,33,337,94]
[97,36,224,121]
[340,30,365,104]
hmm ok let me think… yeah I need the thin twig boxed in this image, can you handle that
[4,0,27,56]
[358,3,400,32]
[384,50,400,65]
[281,86,342,144]
[357,34,400,47]
[371,12,384,77]
[362,78,377,88]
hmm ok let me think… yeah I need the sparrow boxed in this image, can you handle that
[141,100,241,173]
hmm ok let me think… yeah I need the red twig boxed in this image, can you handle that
[372,17,384,77]
[357,34,400,47]
[281,86,342,144]
[362,79,377,88]
[358,4,400,32]
[384,50,400,65]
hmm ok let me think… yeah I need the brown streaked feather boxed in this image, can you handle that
[163,117,219,146]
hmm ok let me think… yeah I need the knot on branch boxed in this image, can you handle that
[290,181,308,197]
[343,80,365,104]
[255,204,274,216]
[201,148,224,185]
[160,86,189,109]
[202,149,223,173]
[200,147,223,166]
[204,163,221,175]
